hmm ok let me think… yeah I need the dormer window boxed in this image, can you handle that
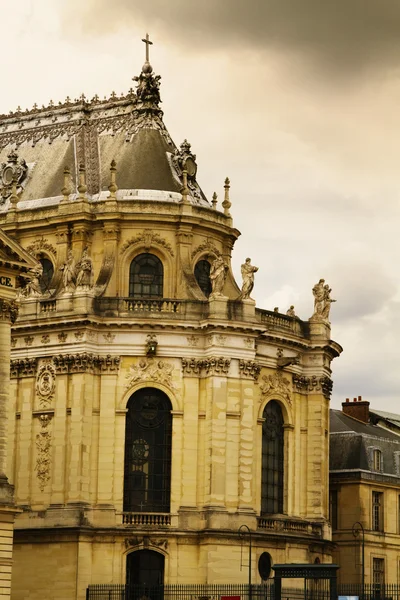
[373,448,382,472]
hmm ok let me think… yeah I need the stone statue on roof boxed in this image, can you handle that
[209,255,228,298]
[239,258,258,300]
[311,278,336,321]
[60,251,76,293]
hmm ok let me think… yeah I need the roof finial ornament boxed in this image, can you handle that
[222,177,231,217]
[212,192,218,209]
[142,33,153,65]
[61,166,72,203]
[108,160,118,201]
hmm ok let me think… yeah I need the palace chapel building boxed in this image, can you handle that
[0,48,341,599]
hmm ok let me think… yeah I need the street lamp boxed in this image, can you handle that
[352,521,365,592]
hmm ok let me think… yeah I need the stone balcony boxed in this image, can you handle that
[16,294,309,338]
[257,516,324,538]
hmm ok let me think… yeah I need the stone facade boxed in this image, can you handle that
[0,52,341,599]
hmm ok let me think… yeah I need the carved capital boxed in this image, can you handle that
[292,374,333,399]
[181,356,230,376]
[53,353,120,374]
[10,357,37,378]
[0,299,18,323]
[239,359,261,380]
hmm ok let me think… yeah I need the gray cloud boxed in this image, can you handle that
[63,0,400,77]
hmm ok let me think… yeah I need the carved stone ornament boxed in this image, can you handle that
[0,299,18,323]
[53,353,120,374]
[0,150,28,204]
[36,360,56,407]
[292,374,333,399]
[10,357,37,378]
[239,360,261,381]
[181,357,231,377]
[35,414,53,491]
[259,371,292,405]
[191,239,221,261]
[311,278,336,323]
[120,230,174,256]
[25,238,57,259]
[186,335,198,347]
[171,139,201,199]
[125,358,176,391]
[125,536,168,550]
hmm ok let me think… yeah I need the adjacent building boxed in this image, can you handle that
[330,398,400,584]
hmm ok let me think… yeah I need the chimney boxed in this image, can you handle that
[342,395,370,423]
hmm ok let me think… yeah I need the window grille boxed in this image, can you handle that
[129,254,163,298]
[124,388,172,513]
[372,557,385,585]
[261,400,284,514]
[372,491,384,532]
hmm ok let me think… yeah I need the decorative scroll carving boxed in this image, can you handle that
[276,348,300,369]
[41,334,50,344]
[125,536,168,550]
[243,337,254,349]
[259,371,291,405]
[53,353,120,374]
[103,333,115,343]
[0,150,28,203]
[0,299,18,323]
[10,358,37,378]
[36,360,56,407]
[35,414,53,491]
[191,239,221,260]
[25,239,57,259]
[120,230,174,257]
[292,374,333,399]
[181,357,231,376]
[171,139,201,199]
[125,358,176,390]
[58,332,68,343]
[239,360,261,380]
[186,335,198,347]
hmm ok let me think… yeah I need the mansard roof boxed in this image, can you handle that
[0,60,209,212]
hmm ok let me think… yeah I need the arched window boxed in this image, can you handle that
[124,388,172,513]
[39,258,54,293]
[194,259,212,297]
[129,254,163,298]
[261,400,284,514]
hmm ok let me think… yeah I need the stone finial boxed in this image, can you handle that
[78,164,87,200]
[108,160,118,200]
[222,177,231,217]
[61,166,71,203]
[212,192,217,209]
[180,170,190,204]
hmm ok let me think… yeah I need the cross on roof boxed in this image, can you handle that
[142,33,153,63]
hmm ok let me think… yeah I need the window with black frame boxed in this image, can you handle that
[124,388,172,513]
[129,253,163,298]
[39,258,54,293]
[261,400,284,514]
[194,259,212,297]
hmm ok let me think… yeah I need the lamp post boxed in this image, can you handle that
[238,525,252,600]
[352,521,365,594]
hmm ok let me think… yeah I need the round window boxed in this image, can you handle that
[258,552,272,580]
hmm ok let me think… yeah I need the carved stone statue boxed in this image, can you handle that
[239,258,258,300]
[23,263,43,297]
[286,305,296,317]
[209,255,228,297]
[312,278,336,321]
[321,284,336,320]
[60,251,76,293]
[76,247,93,289]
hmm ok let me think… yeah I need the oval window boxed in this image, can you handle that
[258,552,272,580]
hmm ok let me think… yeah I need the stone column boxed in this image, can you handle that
[0,299,20,600]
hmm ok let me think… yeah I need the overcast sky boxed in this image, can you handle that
[3,1,400,410]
